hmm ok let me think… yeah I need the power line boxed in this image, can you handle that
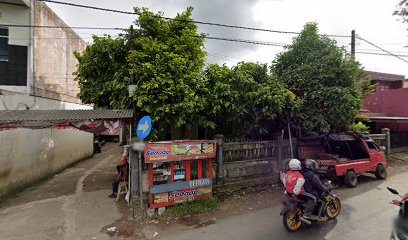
[0,24,123,31]
[3,25,407,60]
[0,23,289,46]
[205,36,286,46]
[358,48,408,54]
[38,0,350,38]
[356,51,408,57]
[356,35,408,64]
[208,52,253,62]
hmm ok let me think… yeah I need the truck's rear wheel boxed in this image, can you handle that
[344,171,358,188]
[375,164,387,180]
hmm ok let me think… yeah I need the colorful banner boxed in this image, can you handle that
[100,120,121,136]
[170,187,212,204]
[144,140,216,163]
[150,178,212,194]
[153,193,169,204]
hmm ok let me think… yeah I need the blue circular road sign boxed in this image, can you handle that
[136,116,152,139]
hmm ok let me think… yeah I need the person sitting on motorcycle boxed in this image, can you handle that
[283,159,317,220]
[302,159,329,219]
[393,192,408,205]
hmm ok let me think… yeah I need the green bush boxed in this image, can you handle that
[353,121,370,134]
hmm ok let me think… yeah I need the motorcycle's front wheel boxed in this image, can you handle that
[282,207,303,232]
[325,196,341,219]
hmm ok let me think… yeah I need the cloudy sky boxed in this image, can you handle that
[46,0,408,76]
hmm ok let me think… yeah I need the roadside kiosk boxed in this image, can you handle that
[144,140,216,209]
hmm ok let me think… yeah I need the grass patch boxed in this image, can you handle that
[158,198,220,219]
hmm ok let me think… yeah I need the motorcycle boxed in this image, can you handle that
[280,181,341,232]
[387,187,408,240]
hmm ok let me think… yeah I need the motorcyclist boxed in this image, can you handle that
[302,159,329,219]
[282,159,317,220]
[392,192,408,205]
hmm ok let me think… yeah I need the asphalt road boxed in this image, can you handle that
[160,171,408,240]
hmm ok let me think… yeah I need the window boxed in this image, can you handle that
[366,141,379,151]
[202,160,209,178]
[347,140,370,160]
[190,160,198,180]
[174,161,186,182]
[0,28,8,61]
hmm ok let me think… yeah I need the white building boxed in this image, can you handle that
[0,0,95,200]
[0,0,90,110]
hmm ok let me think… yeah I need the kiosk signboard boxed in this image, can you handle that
[146,140,216,209]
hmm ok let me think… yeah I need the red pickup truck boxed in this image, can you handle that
[297,133,388,188]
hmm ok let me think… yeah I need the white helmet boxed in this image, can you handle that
[288,159,302,171]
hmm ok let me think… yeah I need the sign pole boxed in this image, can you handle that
[133,115,152,220]
[128,124,132,207]
[139,150,143,220]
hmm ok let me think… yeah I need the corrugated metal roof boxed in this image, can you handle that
[364,116,408,122]
[367,71,405,82]
[0,109,133,124]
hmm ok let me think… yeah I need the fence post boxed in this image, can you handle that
[382,128,391,154]
[214,134,224,185]
[276,131,283,171]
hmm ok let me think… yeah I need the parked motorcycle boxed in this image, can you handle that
[387,187,408,240]
[280,181,341,232]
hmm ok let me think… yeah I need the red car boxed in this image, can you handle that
[297,133,388,188]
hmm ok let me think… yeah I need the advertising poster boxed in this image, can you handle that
[145,140,216,163]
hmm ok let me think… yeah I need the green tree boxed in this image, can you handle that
[353,121,370,134]
[201,62,293,140]
[74,7,207,138]
[272,23,363,135]
[394,0,408,23]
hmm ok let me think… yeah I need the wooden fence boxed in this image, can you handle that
[214,130,390,191]
[214,135,297,191]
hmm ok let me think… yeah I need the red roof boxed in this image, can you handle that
[367,71,405,82]
[363,88,408,117]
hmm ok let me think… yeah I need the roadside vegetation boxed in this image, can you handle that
[74,7,370,139]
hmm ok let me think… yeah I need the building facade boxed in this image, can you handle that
[0,0,89,110]
[367,71,406,92]
[0,0,94,200]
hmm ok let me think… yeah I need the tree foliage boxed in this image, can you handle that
[272,23,363,135]
[353,121,370,134]
[395,0,408,23]
[74,7,206,138]
[201,62,295,140]
[75,10,368,140]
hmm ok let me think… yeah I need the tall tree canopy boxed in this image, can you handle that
[200,62,294,140]
[272,23,363,134]
[395,0,408,23]
[74,7,206,138]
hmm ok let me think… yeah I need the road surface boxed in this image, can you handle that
[155,169,408,240]
[0,143,126,240]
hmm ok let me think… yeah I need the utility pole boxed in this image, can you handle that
[351,30,356,61]
[127,25,141,217]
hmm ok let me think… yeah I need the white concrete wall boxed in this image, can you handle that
[403,80,408,89]
[0,3,30,47]
[33,1,87,103]
[0,127,93,199]
[0,89,92,110]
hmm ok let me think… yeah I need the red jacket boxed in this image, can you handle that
[285,171,305,195]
